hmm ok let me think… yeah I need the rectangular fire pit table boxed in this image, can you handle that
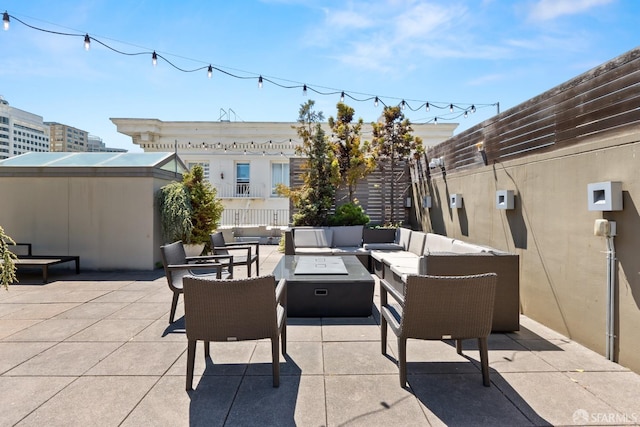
[272,255,375,317]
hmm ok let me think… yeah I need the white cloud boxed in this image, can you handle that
[528,0,614,21]
[306,1,511,73]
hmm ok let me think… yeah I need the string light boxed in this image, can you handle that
[1,11,498,124]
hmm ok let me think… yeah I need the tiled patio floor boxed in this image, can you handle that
[1,246,639,426]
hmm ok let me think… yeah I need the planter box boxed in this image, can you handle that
[363,228,396,244]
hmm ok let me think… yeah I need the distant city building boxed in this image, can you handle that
[45,122,88,152]
[87,135,127,153]
[111,118,457,227]
[0,96,50,159]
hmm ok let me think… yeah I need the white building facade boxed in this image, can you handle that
[0,96,50,159]
[111,118,457,227]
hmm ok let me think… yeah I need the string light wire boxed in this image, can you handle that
[3,11,499,121]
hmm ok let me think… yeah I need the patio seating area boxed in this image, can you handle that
[1,245,639,426]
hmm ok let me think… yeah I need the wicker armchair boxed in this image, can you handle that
[380,273,497,388]
[183,274,287,390]
[160,241,234,324]
[210,231,259,277]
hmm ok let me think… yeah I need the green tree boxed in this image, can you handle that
[157,164,223,248]
[182,165,224,246]
[370,106,424,225]
[328,102,375,202]
[291,100,340,226]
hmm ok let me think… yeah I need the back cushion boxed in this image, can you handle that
[424,233,455,253]
[396,227,412,250]
[407,232,426,255]
[451,240,487,254]
[294,229,333,248]
[331,225,364,247]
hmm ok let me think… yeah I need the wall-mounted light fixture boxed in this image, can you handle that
[450,193,463,209]
[428,156,446,176]
[496,190,515,210]
[422,196,432,208]
[588,181,623,211]
[476,141,488,166]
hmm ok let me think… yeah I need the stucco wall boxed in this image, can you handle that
[420,132,640,373]
[0,175,173,270]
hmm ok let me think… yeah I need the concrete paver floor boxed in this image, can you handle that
[1,245,639,426]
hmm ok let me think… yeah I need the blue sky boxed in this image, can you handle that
[1,0,638,151]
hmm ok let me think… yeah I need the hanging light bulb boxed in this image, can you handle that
[449,104,454,113]
[250,141,255,147]
[262,151,266,156]
[303,84,307,96]
[374,97,379,107]
[464,110,468,118]
[243,149,247,155]
[340,91,345,103]
[207,65,213,79]
[217,142,221,148]
[84,34,91,51]
[471,104,476,113]
[3,11,9,31]
[152,51,158,67]
[232,141,237,148]
[434,117,438,124]
[187,141,191,148]
[425,102,430,112]
[280,151,284,157]
[258,75,263,89]
[401,100,406,110]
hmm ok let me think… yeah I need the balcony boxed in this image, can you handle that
[215,182,265,199]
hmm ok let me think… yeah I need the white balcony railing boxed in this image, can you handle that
[215,183,266,198]
[220,209,289,227]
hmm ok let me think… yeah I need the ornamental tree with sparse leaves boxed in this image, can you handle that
[369,106,424,225]
[328,102,376,203]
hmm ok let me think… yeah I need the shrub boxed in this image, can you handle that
[328,202,370,226]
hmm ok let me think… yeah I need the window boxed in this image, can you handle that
[187,161,210,180]
[271,162,289,196]
[236,162,250,196]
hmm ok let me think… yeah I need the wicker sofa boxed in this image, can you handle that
[284,226,520,331]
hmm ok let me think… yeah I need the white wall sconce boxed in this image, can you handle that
[496,190,515,210]
[587,181,622,211]
[422,196,432,208]
[450,193,463,209]
[428,156,446,174]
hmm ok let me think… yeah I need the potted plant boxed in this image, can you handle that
[0,226,18,289]
[157,165,224,256]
